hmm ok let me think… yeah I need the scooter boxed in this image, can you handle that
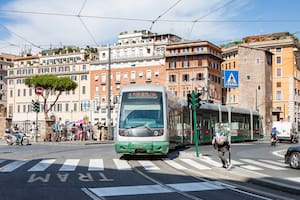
[270,134,278,146]
[4,129,30,145]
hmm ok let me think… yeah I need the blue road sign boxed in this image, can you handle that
[224,70,239,88]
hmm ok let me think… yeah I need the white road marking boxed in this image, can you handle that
[231,160,263,170]
[113,159,132,170]
[286,177,300,183]
[0,160,29,172]
[180,159,211,170]
[259,159,288,167]
[88,159,104,171]
[240,159,288,170]
[88,181,229,197]
[59,159,80,171]
[272,149,286,158]
[138,161,160,171]
[201,156,223,167]
[28,159,56,172]
[163,158,188,170]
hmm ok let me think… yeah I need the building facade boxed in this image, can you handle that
[165,40,223,103]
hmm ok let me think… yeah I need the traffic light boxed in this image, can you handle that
[186,91,202,110]
[32,100,40,112]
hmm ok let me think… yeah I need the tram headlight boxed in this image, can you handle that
[153,129,163,136]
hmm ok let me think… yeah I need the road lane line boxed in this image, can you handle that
[286,177,300,183]
[59,159,80,171]
[88,159,104,171]
[180,159,211,170]
[240,159,288,170]
[28,159,56,172]
[0,160,29,172]
[113,159,132,170]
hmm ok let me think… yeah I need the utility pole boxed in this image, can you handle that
[107,46,112,139]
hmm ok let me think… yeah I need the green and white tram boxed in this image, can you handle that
[114,84,190,155]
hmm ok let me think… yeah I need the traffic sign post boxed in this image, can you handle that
[35,87,43,95]
[32,100,40,143]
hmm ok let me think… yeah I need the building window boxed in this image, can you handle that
[82,86,86,94]
[276,47,282,52]
[169,75,176,82]
[124,72,128,79]
[65,103,69,112]
[23,89,26,96]
[81,74,87,80]
[10,90,13,97]
[276,82,281,87]
[276,67,282,77]
[146,70,151,80]
[73,103,77,112]
[131,71,136,82]
[183,60,189,68]
[116,72,121,82]
[276,90,282,100]
[182,74,189,82]
[101,73,106,83]
[196,73,204,80]
[71,75,77,81]
[276,56,282,64]
[169,61,176,69]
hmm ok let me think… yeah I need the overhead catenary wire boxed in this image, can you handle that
[149,0,182,31]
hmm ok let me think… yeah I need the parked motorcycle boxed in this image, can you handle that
[4,129,30,145]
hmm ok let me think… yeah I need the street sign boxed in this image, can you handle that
[35,87,43,95]
[223,70,239,88]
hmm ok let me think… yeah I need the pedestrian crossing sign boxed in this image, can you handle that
[224,70,239,88]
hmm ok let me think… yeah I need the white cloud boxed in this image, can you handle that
[0,0,250,54]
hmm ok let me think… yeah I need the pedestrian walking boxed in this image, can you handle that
[212,123,231,169]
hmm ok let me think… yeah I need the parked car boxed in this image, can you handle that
[284,145,300,169]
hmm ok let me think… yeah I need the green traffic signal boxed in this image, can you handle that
[186,91,202,110]
[32,100,40,112]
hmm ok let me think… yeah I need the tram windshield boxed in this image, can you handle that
[119,91,164,129]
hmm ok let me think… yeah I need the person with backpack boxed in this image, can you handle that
[212,123,231,169]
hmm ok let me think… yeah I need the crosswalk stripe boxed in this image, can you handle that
[201,156,223,167]
[28,159,56,172]
[113,159,132,170]
[180,159,211,170]
[88,159,104,171]
[138,161,160,170]
[59,159,80,171]
[240,159,288,170]
[259,159,288,167]
[163,158,188,170]
[231,160,263,170]
[0,160,29,172]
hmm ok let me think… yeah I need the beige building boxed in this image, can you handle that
[222,32,300,135]
[5,48,94,139]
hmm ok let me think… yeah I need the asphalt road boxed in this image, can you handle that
[0,140,299,200]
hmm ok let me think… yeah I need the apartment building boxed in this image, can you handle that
[90,30,182,125]
[6,48,93,136]
[165,40,223,103]
[222,45,273,135]
[222,32,300,134]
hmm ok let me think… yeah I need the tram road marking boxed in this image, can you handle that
[240,159,288,170]
[113,158,132,170]
[59,159,80,171]
[259,159,288,167]
[88,159,104,171]
[180,159,211,170]
[28,159,56,172]
[87,181,229,197]
[230,160,263,170]
[163,158,188,170]
[272,149,286,158]
[138,160,160,171]
[0,160,29,172]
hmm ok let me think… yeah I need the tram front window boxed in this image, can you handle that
[119,91,164,136]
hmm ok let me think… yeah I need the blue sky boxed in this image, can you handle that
[0,0,299,54]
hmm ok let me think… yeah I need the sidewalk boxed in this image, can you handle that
[178,145,300,195]
[0,139,115,146]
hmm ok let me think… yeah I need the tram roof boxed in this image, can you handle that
[201,102,259,115]
[120,84,166,92]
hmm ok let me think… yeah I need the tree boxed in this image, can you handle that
[25,75,78,119]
